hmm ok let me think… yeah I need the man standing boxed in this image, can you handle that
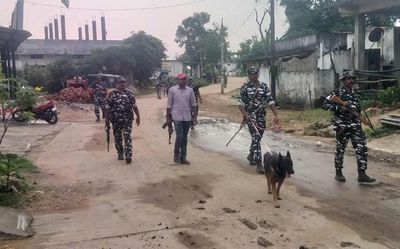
[105,78,140,164]
[167,73,197,165]
[238,66,279,174]
[323,71,375,183]
[186,76,202,129]
[92,77,108,122]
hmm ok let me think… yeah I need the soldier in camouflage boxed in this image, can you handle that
[323,70,375,183]
[238,66,280,174]
[92,77,108,122]
[105,78,140,164]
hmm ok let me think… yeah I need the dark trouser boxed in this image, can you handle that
[94,97,105,118]
[335,124,368,171]
[247,118,266,163]
[174,121,191,162]
[112,119,133,158]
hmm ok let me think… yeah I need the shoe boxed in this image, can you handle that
[358,170,376,183]
[118,154,124,160]
[96,117,100,122]
[256,162,265,174]
[180,159,191,165]
[247,154,256,166]
[335,169,346,182]
[125,157,132,164]
[174,157,180,164]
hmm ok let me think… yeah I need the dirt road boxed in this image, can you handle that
[3,79,400,249]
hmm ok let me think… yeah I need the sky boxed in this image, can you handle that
[0,0,288,59]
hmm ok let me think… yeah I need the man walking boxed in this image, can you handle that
[92,77,108,122]
[166,73,197,165]
[238,66,280,174]
[186,76,202,129]
[323,70,375,183]
[105,78,140,164]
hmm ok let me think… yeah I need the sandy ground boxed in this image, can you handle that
[1,79,399,249]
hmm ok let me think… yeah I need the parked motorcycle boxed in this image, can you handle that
[12,101,58,124]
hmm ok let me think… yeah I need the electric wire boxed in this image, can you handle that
[24,0,206,12]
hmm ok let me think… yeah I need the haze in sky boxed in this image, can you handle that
[0,0,288,58]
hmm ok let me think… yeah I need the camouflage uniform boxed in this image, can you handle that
[93,81,108,119]
[323,87,368,171]
[106,89,137,159]
[238,80,275,164]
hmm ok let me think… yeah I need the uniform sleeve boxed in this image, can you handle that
[238,85,248,106]
[265,86,275,106]
[322,91,337,111]
[130,92,137,107]
[105,92,113,109]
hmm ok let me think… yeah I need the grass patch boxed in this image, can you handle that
[285,108,332,123]
[0,154,37,207]
[364,124,395,140]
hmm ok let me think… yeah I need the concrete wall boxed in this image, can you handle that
[161,60,183,77]
[223,62,238,76]
[318,50,352,73]
[280,53,316,72]
[277,70,334,106]
[259,64,270,87]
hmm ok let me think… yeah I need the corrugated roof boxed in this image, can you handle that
[16,39,122,55]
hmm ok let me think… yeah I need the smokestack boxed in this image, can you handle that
[49,22,54,40]
[54,18,59,40]
[92,20,97,40]
[44,26,49,40]
[78,27,83,40]
[61,15,66,40]
[101,16,107,41]
[84,24,89,40]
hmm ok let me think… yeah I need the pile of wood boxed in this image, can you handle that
[51,87,93,103]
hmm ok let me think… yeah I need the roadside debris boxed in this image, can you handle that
[239,218,257,230]
[257,236,274,247]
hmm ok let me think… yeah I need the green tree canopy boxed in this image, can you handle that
[123,31,167,84]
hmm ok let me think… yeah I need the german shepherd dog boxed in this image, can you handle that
[263,151,294,208]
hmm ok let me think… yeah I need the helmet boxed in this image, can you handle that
[247,66,259,75]
[339,70,357,81]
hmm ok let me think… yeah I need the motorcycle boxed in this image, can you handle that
[12,101,58,124]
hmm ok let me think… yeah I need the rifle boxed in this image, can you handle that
[106,124,110,152]
[162,114,174,144]
[329,95,375,131]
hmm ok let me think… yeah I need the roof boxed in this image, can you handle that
[0,26,31,52]
[338,0,400,15]
[16,39,123,55]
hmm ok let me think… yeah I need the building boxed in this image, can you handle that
[15,39,122,70]
[247,26,400,106]
[161,60,183,77]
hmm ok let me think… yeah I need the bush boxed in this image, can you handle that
[14,86,37,110]
[378,87,400,105]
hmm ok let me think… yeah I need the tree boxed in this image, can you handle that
[20,65,51,89]
[48,57,76,92]
[176,12,211,74]
[280,0,398,39]
[123,31,167,86]
[237,36,266,73]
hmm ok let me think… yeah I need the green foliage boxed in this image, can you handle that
[280,0,354,39]
[176,12,229,75]
[0,153,36,207]
[124,31,167,85]
[20,65,51,89]
[280,0,398,39]
[378,87,400,105]
[14,86,37,110]
[237,36,266,72]
[364,124,393,140]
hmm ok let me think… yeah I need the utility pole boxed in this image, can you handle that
[220,18,225,94]
[270,0,277,100]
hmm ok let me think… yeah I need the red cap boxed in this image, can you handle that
[177,73,187,80]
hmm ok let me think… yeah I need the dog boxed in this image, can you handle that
[263,151,294,208]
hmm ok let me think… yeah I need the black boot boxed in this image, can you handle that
[117,154,124,160]
[247,154,256,166]
[358,170,376,183]
[256,161,265,174]
[335,169,346,182]
[96,115,100,122]
[125,157,132,164]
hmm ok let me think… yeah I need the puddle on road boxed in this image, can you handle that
[190,117,316,164]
